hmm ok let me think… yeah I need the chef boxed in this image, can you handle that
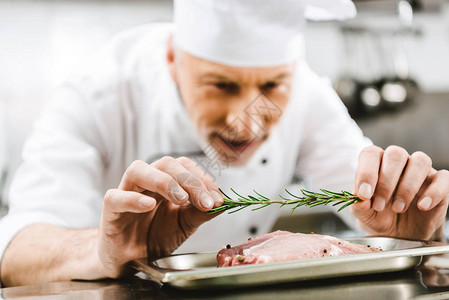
[1,0,448,286]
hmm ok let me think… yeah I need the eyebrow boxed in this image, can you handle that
[199,72,234,81]
[271,72,291,80]
[199,71,292,82]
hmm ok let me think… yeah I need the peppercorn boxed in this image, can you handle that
[226,244,231,249]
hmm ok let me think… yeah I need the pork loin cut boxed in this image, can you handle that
[217,230,378,267]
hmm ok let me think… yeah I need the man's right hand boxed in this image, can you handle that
[97,156,223,278]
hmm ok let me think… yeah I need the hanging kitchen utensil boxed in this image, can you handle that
[334,26,361,116]
[379,0,419,110]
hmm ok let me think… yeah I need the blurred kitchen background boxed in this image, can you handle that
[1,0,448,234]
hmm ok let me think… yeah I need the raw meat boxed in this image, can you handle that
[217,230,378,267]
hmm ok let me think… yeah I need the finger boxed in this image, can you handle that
[373,146,409,212]
[349,205,376,233]
[173,205,223,243]
[152,156,215,211]
[417,169,449,211]
[354,145,383,210]
[103,189,157,215]
[120,160,189,205]
[392,151,432,213]
[176,156,223,208]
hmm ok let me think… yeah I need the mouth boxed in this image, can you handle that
[205,132,266,166]
[217,135,256,153]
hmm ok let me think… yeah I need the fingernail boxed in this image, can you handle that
[200,193,214,209]
[373,198,385,212]
[139,197,154,208]
[358,183,372,199]
[211,190,223,206]
[172,187,189,203]
[392,198,405,213]
[419,196,432,210]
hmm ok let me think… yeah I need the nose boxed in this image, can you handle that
[224,91,264,140]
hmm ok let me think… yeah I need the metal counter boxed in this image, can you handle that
[2,255,449,300]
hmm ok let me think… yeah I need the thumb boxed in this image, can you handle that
[179,206,222,237]
[350,204,375,223]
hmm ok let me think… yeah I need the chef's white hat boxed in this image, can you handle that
[173,0,356,67]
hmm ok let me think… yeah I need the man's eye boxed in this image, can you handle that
[214,82,239,93]
[261,81,279,91]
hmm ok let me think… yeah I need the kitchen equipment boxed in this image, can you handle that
[335,0,421,118]
[132,236,449,289]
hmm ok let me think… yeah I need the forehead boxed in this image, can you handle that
[180,51,296,81]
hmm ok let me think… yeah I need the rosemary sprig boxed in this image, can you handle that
[208,188,360,214]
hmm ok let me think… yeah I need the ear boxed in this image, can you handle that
[166,34,178,84]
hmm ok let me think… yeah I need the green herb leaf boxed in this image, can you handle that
[208,189,360,214]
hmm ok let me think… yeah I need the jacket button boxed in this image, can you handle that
[249,226,258,235]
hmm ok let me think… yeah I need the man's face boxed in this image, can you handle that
[170,50,296,166]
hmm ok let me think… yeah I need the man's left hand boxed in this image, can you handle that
[351,145,449,240]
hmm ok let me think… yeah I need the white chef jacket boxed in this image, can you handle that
[0,23,371,260]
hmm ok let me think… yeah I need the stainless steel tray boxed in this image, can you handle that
[132,237,449,289]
